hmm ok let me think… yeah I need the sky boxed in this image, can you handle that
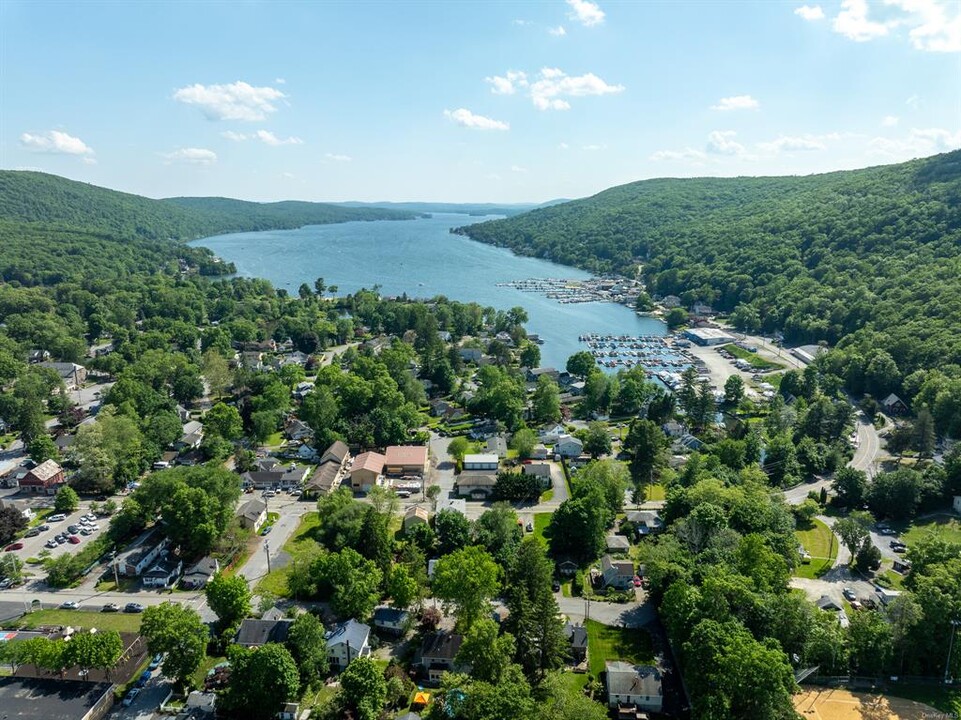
[1,0,959,203]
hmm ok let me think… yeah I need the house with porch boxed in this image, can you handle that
[605,661,663,716]
[143,557,182,588]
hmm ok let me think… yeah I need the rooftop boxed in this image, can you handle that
[238,498,267,521]
[25,459,62,483]
[326,618,370,649]
[235,618,293,646]
[464,453,498,465]
[421,632,463,661]
[606,661,662,698]
[385,445,428,466]
[320,440,350,465]
[352,451,386,474]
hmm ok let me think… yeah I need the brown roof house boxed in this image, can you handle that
[384,445,428,477]
[19,460,65,495]
[350,451,386,493]
[237,498,267,532]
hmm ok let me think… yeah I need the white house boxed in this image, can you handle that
[116,533,170,577]
[600,555,634,590]
[326,619,371,670]
[555,434,584,458]
[142,557,182,588]
[605,661,663,714]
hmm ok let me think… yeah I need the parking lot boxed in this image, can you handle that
[5,503,108,563]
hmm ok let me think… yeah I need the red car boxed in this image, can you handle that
[67,536,81,544]
[4,542,23,551]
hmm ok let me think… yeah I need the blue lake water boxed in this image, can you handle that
[192,213,668,369]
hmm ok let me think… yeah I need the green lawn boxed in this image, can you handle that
[586,619,655,677]
[794,518,837,579]
[557,671,589,693]
[191,654,227,691]
[902,514,961,547]
[533,513,552,543]
[263,431,285,448]
[540,488,554,502]
[644,484,666,501]
[721,343,782,370]
[9,609,142,633]
[255,512,320,596]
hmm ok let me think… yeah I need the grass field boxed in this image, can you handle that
[721,343,783,370]
[533,513,552,543]
[255,512,320,596]
[645,484,666,501]
[794,518,838,579]
[794,687,950,720]
[9,608,143,633]
[902,515,961,547]
[586,619,655,677]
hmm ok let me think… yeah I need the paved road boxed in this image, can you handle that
[111,675,171,720]
[849,409,881,474]
[236,494,312,591]
[556,594,655,628]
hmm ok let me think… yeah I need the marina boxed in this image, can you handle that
[577,333,708,390]
[496,276,642,305]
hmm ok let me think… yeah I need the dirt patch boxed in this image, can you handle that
[794,688,947,720]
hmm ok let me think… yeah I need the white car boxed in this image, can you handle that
[48,514,66,522]
[60,601,79,609]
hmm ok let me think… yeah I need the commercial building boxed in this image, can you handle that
[384,445,428,477]
[682,328,735,346]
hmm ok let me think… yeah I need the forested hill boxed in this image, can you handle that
[0,171,413,286]
[457,151,961,378]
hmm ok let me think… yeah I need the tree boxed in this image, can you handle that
[833,512,872,560]
[325,549,383,619]
[140,602,208,689]
[204,402,243,441]
[623,419,666,485]
[205,572,252,629]
[832,467,868,508]
[27,434,59,464]
[532,375,561,424]
[582,421,611,458]
[510,428,537,459]
[202,348,232,400]
[339,656,387,720]
[63,630,123,677]
[545,493,607,562]
[286,612,328,687]
[493,471,541,502]
[763,433,801,487]
[224,644,300,720]
[0,554,24,585]
[0,507,28,545]
[520,343,541,369]
[538,671,610,720]
[847,609,893,675]
[432,546,500,631]
[665,307,689,328]
[723,375,744,406]
[473,503,523,567]
[456,618,516,684]
[447,436,470,464]
[504,537,569,683]
[54,485,79,514]
[387,565,421,609]
[914,408,936,457]
[434,508,472,555]
[566,351,595,380]
[867,468,923,519]
[886,594,921,673]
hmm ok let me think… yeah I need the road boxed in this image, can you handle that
[235,493,313,592]
[849,409,881,474]
[556,594,655,628]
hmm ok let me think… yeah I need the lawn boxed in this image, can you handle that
[794,518,837,580]
[532,513,552,543]
[902,514,961,547]
[721,343,782,371]
[10,608,143,633]
[263,431,285,448]
[557,671,589,694]
[539,488,554,502]
[255,512,320,596]
[586,619,655,677]
[644,484,665,502]
[191,654,227,691]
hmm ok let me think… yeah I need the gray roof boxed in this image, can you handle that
[235,618,293,646]
[183,556,218,581]
[606,661,662,698]
[320,440,349,465]
[326,619,370,650]
[564,622,588,649]
[238,498,267,521]
[456,472,498,488]
[420,632,463,662]
[397,714,422,720]
[373,607,410,625]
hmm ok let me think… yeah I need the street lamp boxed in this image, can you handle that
[945,619,961,684]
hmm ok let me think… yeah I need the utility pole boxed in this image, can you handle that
[264,541,271,574]
[945,619,961,684]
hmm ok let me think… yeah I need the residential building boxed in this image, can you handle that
[235,617,294,647]
[455,472,497,499]
[526,367,559,383]
[237,498,267,532]
[241,464,309,490]
[458,346,482,363]
[531,444,550,460]
[326,619,371,670]
[605,661,663,715]
[181,556,219,589]
[305,461,341,498]
[436,498,467,517]
[600,555,635,590]
[284,419,312,442]
[463,454,498,471]
[555,434,584,458]
[538,423,567,444]
[176,420,204,450]
[522,463,552,488]
[485,435,507,458]
[403,505,429,532]
[881,393,909,415]
[606,535,631,553]
[557,560,578,577]
[351,451,386,493]
[372,607,410,636]
[116,533,170,577]
[18,460,65,495]
[420,632,464,685]
[384,445,429,476]
[38,361,87,389]
[142,557,182,588]
[624,511,664,536]
[320,440,351,467]
[563,622,588,664]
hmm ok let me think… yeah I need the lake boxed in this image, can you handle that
[192,213,667,369]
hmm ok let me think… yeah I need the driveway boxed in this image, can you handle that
[236,492,312,591]
[111,675,171,720]
[556,594,655,628]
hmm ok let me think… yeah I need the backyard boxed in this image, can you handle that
[794,518,838,579]
[585,619,655,677]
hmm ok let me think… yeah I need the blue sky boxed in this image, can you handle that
[1,0,958,202]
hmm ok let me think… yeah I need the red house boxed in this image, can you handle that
[19,460,65,495]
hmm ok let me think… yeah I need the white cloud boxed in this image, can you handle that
[582,144,607,151]
[511,164,528,173]
[275,78,286,85]
[444,108,510,131]
[886,0,961,52]
[882,115,900,126]
[325,153,352,162]
[795,5,826,20]
[649,147,707,161]
[548,25,567,36]
[173,81,286,121]
[868,127,961,156]
[529,67,624,110]
[558,142,570,150]
[485,70,528,95]
[512,19,531,26]
[711,94,760,111]
[255,130,303,146]
[706,130,746,155]
[20,130,94,156]
[832,0,894,41]
[221,130,248,141]
[567,0,605,26]
[163,147,217,165]
[757,135,827,152]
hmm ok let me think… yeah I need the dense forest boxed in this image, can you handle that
[457,151,961,383]
[0,171,413,286]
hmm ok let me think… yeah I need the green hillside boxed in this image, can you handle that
[0,171,414,285]
[457,151,961,380]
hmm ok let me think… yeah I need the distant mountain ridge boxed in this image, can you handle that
[334,199,570,217]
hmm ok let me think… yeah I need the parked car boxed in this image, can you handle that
[148,653,163,671]
[48,514,66,522]
[67,525,80,535]
[37,524,49,532]
[80,528,93,536]
[842,587,857,601]
[551,580,561,592]
[261,525,272,536]
[45,539,59,549]
[67,536,81,544]
[0,578,12,590]
[24,528,41,538]
[121,688,140,707]
[135,670,152,688]
[124,603,144,613]
[60,601,80,609]
[4,543,23,551]
[102,603,120,613]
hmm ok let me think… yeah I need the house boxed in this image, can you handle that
[606,535,631,553]
[384,445,428,477]
[538,424,567,444]
[284,419,312,442]
[278,702,300,720]
[28,349,51,363]
[522,463,552,488]
[241,464,309,490]
[567,380,586,396]
[436,498,467,517]
[893,558,912,574]
[305,461,341,497]
[455,472,497,499]
[429,399,452,417]
[181,556,219,589]
[494,331,513,346]
[293,381,315,401]
[624,511,664,536]
[600,555,635,590]
[290,443,319,462]
[555,434,584,458]
[661,421,684,438]
[351,451,386,493]
[326,619,371,670]
[240,352,264,370]
[531,444,550,460]
[235,617,294,647]
[116,533,170,577]
[38,361,87,389]
[404,506,429,532]
[420,632,464,684]
[881,393,909,415]
[18,460,65,495]
[175,404,191,422]
[876,587,902,606]
[485,435,507,458]
[237,498,267,532]
[320,440,351,468]
[557,560,579,577]
[177,420,204,450]
[605,661,663,715]
[142,557,182,588]
[458,346,482,363]
[372,607,410,636]
[526,367,559,384]
[816,595,842,612]
[691,301,713,317]
[563,622,588,664]
[661,294,681,308]
[463,454,498,471]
